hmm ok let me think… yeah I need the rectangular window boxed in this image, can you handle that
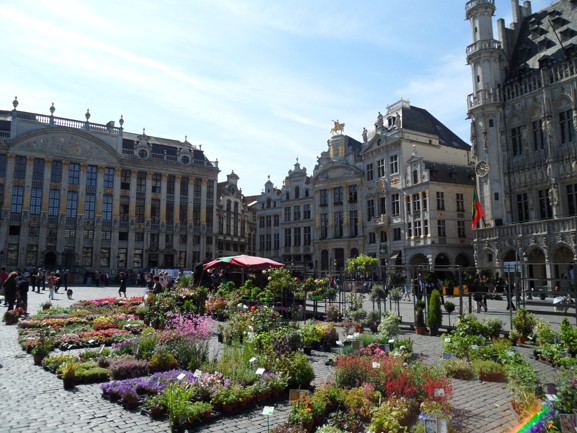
[121,169,131,190]
[84,229,94,239]
[167,175,175,195]
[301,226,310,246]
[26,245,37,266]
[436,192,445,210]
[456,193,464,212]
[423,194,428,211]
[379,197,386,215]
[413,194,421,212]
[181,176,189,196]
[100,248,110,268]
[407,222,412,238]
[11,185,24,213]
[30,187,42,215]
[320,189,328,206]
[0,154,7,177]
[86,165,97,188]
[457,220,466,238]
[284,228,292,247]
[137,171,146,193]
[14,156,26,179]
[366,163,374,182]
[265,215,271,227]
[68,163,80,185]
[567,184,577,216]
[273,233,279,250]
[85,194,96,220]
[33,158,45,181]
[50,160,63,183]
[389,155,399,174]
[135,232,144,242]
[82,247,93,267]
[334,187,343,205]
[320,213,328,239]
[48,190,60,216]
[66,191,78,218]
[152,173,161,193]
[369,232,376,244]
[293,205,301,221]
[532,119,544,151]
[367,199,375,221]
[103,167,115,189]
[393,228,401,241]
[538,189,552,219]
[284,206,291,222]
[294,227,301,246]
[424,220,429,237]
[134,249,143,269]
[560,110,575,144]
[349,210,358,237]
[65,228,76,238]
[334,211,343,238]
[415,220,422,237]
[377,159,385,178]
[511,126,523,156]
[273,215,280,226]
[392,193,400,216]
[348,185,357,202]
[102,195,113,222]
[303,204,311,220]
[179,204,187,222]
[516,192,529,222]
[437,220,446,237]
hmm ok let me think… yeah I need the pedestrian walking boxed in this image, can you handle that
[47,272,59,300]
[118,272,127,298]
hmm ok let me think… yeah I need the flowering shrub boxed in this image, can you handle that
[41,353,78,373]
[288,394,314,425]
[108,357,149,380]
[164,312,211,340]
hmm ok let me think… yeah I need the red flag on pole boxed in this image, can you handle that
[471,188,484,230]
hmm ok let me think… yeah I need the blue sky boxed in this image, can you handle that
[0,0,551,195]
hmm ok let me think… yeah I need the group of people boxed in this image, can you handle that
[1,267,31,314]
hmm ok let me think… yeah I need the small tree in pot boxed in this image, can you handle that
[414,307,427,335]
[427,289,443,336]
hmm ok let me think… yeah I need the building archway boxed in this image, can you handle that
[44,251,57,268]
[63,251,76,269]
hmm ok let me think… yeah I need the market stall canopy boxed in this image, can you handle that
[203,254,284,270]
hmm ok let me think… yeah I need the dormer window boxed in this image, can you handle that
[387,116,396,128]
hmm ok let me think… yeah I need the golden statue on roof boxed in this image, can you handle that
[330,120,345,135]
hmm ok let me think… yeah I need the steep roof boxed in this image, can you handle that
[507,0,577,80]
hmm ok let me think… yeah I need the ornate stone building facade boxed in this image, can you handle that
[256,100,476,277]
[0,99,219,275]
[467,0,577,288]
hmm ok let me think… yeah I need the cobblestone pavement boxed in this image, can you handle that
[0,286,571,433]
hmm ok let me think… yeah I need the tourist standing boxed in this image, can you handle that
[3,271,18,310]
[118,272,127,298]
[17,272,30,314]
[1,267,8,306]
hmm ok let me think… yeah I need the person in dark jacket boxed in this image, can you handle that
[17,272,30,314]
[3,271,18,311]
[118,272,127,298]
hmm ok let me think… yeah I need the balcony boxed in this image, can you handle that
[372,214,389,227]
[466,39,501,57]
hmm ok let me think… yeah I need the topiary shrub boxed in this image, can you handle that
[427,289,443,336]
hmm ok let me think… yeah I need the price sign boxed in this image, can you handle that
[262,406,274,416]
[177,373,186,381]
[256,367,265,375]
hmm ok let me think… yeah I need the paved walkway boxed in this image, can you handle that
[0,286,569,433]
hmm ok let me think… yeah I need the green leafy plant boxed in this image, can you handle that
[369,396,413,433]
[444,301,456,326]
[427,289,443,336]
[560,317,577,355]
[483,318,504,339]
[512,308,535,337]
[471,359,507,382]
[377,311,400,339]
[442,358,475,380]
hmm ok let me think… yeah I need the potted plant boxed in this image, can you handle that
[512,308,536,343]
[427,289,443,336]
[40,300,53,311]
[509,329,520,346]
[3,307,25,324]
[61,360,78,389]
[414,307,427,335]
[444,301,456,327]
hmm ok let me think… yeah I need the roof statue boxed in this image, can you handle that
[330,120,345,135]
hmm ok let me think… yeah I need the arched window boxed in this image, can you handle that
[295,186,300,199]
[412,170,418,185]
[286,192,290,200]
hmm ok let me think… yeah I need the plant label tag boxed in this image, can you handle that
[434,388,445,397]
[353,332,360,339]
[177,373,186,381]
[372,362,381,369]
[256,368,265,375]
[444,337,451,343]
[99,344,105,354]
[471,344,479,350]
[425,418,438,433]
[507,351,515,357]
[442,352,452,360]
[546,394,559,401]
[336,340,343,346]
[88,339,95,344]
[385,344,391,353]
[388,339,395,344]
[262,406,274,416]
[439,419,448,433]
[249,357,257,364]
[193,369,202,377]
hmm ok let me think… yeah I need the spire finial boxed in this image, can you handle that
[49,102,55,115]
